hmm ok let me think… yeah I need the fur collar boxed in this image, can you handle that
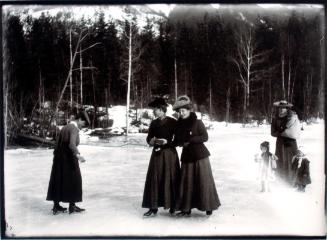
[178,112,197,126]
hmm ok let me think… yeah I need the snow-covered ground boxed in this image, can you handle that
[4,121,325,237]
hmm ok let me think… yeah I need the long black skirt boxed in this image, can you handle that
[275,137,298,184]
[177,157,220,212]
[46,154,82,203]
[142,148,180,210]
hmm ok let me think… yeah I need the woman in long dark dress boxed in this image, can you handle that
[173,95,220,216]
[271,100,300,185]
[142,98,180,216]
[46,110,89,215]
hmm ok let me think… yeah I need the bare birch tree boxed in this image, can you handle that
[119,6,142,135]
[46,29,99,133]
[231,26,272,123]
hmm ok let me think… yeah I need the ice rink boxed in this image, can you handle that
[4,121,325,237]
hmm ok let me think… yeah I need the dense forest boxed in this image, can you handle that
[3,5,325,138]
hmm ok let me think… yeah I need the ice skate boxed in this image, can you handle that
[52,205,67,215]
[176,210,191,216]
[143,209,158,217]
[69,205,85,214]
[206,210,213,216]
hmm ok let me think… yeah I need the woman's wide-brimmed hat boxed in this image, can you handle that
[273,100,293,108]
[173,95,192,111]
[148,97,168,108]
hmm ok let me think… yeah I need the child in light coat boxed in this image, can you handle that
[254,141,278,192]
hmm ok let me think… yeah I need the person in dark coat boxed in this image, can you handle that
[46,109,89,215]
[271,100,300,185]
[173,95,220,216]
[142,98,181,217]
[291,150,311,192]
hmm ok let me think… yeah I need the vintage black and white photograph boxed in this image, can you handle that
[2,3,325,238]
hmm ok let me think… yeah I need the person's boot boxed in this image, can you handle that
[69,203,85,214]
[143,209,158,217]
[52,202,67,215]
[206,210,212,216]
[176,210,191,216]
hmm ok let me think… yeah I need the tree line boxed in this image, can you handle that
[4,6,324,134]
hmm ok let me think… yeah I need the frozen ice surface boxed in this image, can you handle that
[4,122,325,237]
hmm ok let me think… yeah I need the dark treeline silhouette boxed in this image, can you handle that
[3,5,325,135]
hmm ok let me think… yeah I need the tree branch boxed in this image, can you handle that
[231,58,246,86]
[77,43,101,54]
[72,66,97,72]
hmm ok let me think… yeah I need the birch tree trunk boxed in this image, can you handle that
[287,59,291,102]
[226,86,231,126]
[269,76,272,122]
[4,80,8,148]
[126,25,132,136]
[91,60,96,129]
[69,28,73,108]
[38,61,42,111]
[246,83,250,108]
[209,77,212,118]
[290,68,297,103]
[105,88,109,127]
[184,66,187,95]
[281,53,286,99]
[174,56,178,101]
[243,87,247,124]
[80,45,83,106]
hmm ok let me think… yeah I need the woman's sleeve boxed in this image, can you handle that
[189,120,208,143]
[146,121,155,144]
[69,127,80,156]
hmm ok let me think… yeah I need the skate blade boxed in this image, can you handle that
[52,209,67,215]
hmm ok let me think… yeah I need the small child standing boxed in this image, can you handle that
[291,150,311,192]
[254,141,278,192]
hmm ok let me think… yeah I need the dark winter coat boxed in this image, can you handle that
[291,157,311,186]
[142,116,180,209]
[174,112,210,163]
[271,111,298,184]
[46,123,82,203]
[146,116,177,151]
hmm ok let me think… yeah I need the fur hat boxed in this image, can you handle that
[173,95,192,111]
[148,97,168,108]
[273,100,293,108]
